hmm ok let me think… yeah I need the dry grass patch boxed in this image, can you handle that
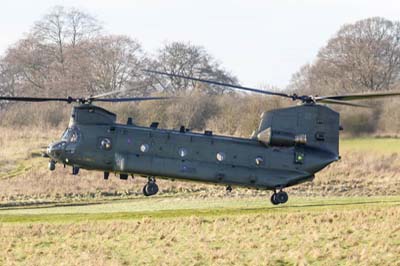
[0,201,399,265]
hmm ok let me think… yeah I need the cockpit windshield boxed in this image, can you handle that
[61,126,81,143]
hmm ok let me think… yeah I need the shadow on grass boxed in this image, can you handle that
[2,196,399,212]
[1,196,400,224]
[273,198,400,210]
[0,201,104,211]
[0,193,195,211]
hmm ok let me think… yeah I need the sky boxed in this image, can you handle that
[1,0,400,89]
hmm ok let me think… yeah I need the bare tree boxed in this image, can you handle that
[2,36,90,96]
[290,17,400,95]
[86,35,148,95]
[2,7,151,97]
[0,60,15,98]
[0,6,104,97]
[320,17,400,92]
[32,6,101,66]
[1,6,238,102]
[67,7,102,47]
[3,37,54,94]
[152,42,237,94]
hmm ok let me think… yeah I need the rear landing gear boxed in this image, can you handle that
[270,189,288,205]
[143,177,159,196]
[270,193,279,205]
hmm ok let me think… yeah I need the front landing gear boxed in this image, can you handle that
[270,189,288,205]
[48,160,56,171]
[72,166,80,175]
[143,177,159,196]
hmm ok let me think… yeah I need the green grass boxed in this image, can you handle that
[1,195,399,223]
[1,196,400,265]
[1,136,400,265]
[340,137,400,153]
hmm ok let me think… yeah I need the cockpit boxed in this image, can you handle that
[61,126,81,144]
[47,126,82,168]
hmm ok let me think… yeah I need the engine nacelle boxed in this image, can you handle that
[257,128,307,147]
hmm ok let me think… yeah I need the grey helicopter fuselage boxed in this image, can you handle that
[47,103,340,190]
[7,70,398,204]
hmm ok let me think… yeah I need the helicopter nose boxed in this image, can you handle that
[47,141,66,159]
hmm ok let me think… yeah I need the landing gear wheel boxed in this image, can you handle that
[276,191,288,204]
[72,166,79,175]
[143,185,149,196]
[270,193,279,205]
[48,160,56,171]
[143,177,159,196]
[270,190,289,205]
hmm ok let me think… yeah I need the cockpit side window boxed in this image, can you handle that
[61,128,69,140]
[61,127,81,143]
[70,131,79,143]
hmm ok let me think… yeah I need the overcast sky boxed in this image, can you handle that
[1,0,400,88]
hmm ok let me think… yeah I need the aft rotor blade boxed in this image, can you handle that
[317,99,370,108]
[0,96,73,103]
[315,91,400,101]
[92,96,173,102]
[143,69,293,99]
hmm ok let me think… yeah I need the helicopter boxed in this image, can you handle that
[1,70,400,205]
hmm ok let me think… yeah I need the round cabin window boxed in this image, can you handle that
[178,148,188,157]
[100,138,112,150]
[255,156,264,166]
[216,152,225,162]
[140,144,150,153]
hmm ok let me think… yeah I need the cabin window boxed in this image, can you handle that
[315,132,325,141]
[178,148,188,157]
[216,152,225,162]
[255,156,264,166]
[70,131,79,143]
[100,138,112,150]
[61,128,68,140]
[140,144,150,153]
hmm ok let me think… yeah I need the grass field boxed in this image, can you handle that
[340,137,400,153]
[0,128,400,265]
[1,196,400,265]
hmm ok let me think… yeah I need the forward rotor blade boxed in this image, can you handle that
[0,95,171,104]
[92,96,173,102]
[315,91,400,101]
[0,96,73,102]
[89,90,124,99]
[88,83,151,100]
[143,69,293,99]
[317,99,370,108]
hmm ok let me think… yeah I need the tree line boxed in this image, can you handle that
[290,17,400,95]
[0,6,236,100]
[1,7,399,136]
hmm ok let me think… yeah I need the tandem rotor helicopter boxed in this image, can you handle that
[1,69,400,205]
